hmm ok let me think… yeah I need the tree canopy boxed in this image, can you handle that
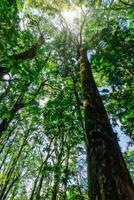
[0,0,134,199]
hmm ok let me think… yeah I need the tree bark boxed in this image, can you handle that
[79,46,134,200]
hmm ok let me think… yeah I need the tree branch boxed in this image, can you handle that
[119,0,134,8]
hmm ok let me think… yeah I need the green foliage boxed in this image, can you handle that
[124,150,134,181]
[0,0,133,199]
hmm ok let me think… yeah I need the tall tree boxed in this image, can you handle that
[79,46,134,199]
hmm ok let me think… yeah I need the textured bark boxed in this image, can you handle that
[79,46,134,200]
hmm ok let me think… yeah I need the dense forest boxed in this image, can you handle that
[0,0,134,199]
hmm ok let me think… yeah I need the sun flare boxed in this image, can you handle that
[62,8,81,27]
[62,10,78,23]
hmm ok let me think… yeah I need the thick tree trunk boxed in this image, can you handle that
[79,46,134,200]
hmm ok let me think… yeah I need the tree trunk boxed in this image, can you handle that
[1,176,19,200]
[35,173,44,199]
[51,172,60,200]
[30,139,53,200]
[29,163,44,200]
[0,131,17,170]
[52,132,64,200]
[0,128,15,154]
[0,97,23,137]
[0,131,28,199]
[79,46,134,200]
[62,145,70,200]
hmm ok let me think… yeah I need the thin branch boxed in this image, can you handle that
[119,0,134,8]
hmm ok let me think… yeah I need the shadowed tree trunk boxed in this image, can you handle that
[0,97,23,136]
[35,173,44,199]
[79,46,134,200]
[51,128,64,200]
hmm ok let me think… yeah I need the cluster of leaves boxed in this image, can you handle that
[124,149,134,180]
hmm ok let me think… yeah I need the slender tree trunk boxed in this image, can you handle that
[29,163,44,200]
[0,147,23,200]
[0,131,28,199]
[0,80,47,137]
[35,173,44,199]
[62,146,70,200]
[52,132,64,200]
[30,138,54,200]
[0,97,23,136]
[76,173,84,200]
[52,173,60,200]
[79,46,134,200]
[0,131,17,170]
[0,127,15,154]
[1,176,19,200]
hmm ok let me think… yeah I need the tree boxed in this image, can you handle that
[79,46,134,199]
